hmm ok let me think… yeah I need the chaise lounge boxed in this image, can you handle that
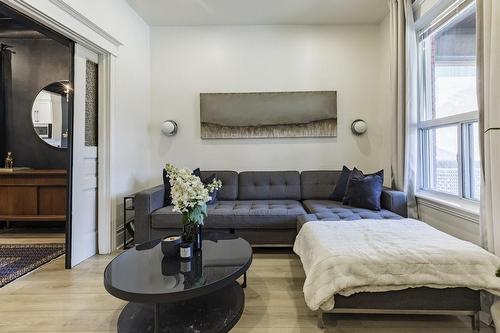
[135,170,407,246]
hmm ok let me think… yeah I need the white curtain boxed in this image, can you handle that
[388,0,419,218]
[477,0,500,255]
[476,0,500,328]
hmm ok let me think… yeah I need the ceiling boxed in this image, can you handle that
[126,0,389,26]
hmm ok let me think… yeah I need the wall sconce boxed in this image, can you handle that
[161,120,178,136]
[351,119,367,135]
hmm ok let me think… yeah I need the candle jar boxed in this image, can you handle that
[180,242,193,260]
[161,235,182,257]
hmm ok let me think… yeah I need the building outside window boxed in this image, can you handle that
[417,0,479,201]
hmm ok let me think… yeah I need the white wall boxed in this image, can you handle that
[62,0,152,245]
[150,25,391,184]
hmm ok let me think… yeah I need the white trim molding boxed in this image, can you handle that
[1,0,117,255]
[416,191,480,245]
[48,0,122,47]
[2,0,121,55]
[416,191,480,224]
[97,53,115,254]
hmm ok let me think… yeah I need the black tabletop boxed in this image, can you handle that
[104,233,252,303]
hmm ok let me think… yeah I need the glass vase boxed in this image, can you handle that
[182,218,203,251]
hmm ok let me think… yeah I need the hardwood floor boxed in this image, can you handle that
[0,227,65,244]
[0,249,493,332]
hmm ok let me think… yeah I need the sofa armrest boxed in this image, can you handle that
[381,189,407,218]
[134,185,165,244]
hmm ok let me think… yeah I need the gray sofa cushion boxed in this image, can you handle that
[238,171,301,200]
[300,170,342,200]
[302,200,403,220]
[152,200,306,229]
[199,170,238,200]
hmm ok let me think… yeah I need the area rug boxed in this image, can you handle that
[0,243,65,287]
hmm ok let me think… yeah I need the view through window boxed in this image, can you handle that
[418,1,479,200]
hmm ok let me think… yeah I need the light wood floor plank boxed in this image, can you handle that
[0,248,494,332]
[0,230,65,244]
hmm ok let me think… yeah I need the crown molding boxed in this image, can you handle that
[48,0,122,47]
[2,0,120,54]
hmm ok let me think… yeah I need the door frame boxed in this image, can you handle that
[1,0,117,266]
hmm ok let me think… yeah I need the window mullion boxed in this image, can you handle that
[457,123,464,198]
[418,111,479,129]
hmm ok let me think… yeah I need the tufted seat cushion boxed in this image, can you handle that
[302,200,403,220]
[297,200,403,233]
[152,200,306,230]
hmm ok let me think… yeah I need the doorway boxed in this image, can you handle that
[0,1,114,273]
[0,3,74,283]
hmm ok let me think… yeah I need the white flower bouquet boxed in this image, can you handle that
[164,163,222,230]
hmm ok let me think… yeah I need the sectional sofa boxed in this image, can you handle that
[135,170,407,246]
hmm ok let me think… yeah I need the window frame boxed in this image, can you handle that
[416,0,479,202]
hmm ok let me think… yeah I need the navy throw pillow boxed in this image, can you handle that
[192,168,202,178]
[330,166,352,201]
[342,167,364,204]
[162,168,173,207]
[343,168,384,205]
[346,174,384,210]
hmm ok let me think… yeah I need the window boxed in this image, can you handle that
[417,1,479,200]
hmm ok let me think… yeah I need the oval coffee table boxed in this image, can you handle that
[104,233,252,333]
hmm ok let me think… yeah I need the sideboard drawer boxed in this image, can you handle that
[39,187,67,215]
[0,187,38,215]
[0,169,67,222]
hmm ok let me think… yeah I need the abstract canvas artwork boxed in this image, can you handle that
[200,91,337,139]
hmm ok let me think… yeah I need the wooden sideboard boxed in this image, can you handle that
[0,169,67,222]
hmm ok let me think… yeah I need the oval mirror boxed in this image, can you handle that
[31,80,70,148]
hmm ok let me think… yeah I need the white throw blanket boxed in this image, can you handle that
[293,219,500,311]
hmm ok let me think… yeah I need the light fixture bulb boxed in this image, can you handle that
[351,119,367,135]
[161,120,178,136]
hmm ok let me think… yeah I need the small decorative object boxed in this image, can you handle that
[180,242,193,259]
[4,152,13,168]
[351,119,367,135]
[161,120,178,136]
[161,235,182,257]
[164,164,222,251]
